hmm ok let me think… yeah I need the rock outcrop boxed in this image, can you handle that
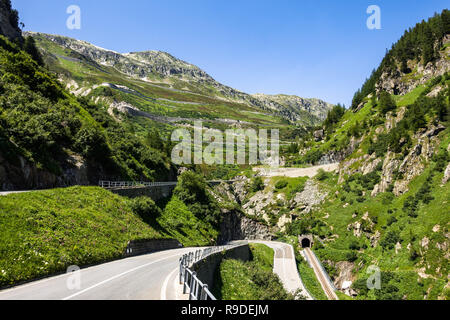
[218,210,272,244]
[252,94,333,122]
[290,180,328,213]
[376,35,450,96]
[443,163,450,185]
[0,1,22,41]
[333,261,357,297]
[0,151,90,191]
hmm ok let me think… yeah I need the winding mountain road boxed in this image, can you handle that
[0,242,306,300]
[254,163,339,178]
[0,248,191,300]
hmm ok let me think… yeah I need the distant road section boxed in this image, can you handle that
[250,241,313,300]
[254,163,339,178]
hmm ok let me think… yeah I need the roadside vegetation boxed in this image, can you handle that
[0,187,163,287]
[215,244,294,300]
[0,171,222,288]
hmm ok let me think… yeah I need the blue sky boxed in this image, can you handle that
[13,0,449,106]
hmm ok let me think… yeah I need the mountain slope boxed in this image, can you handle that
[26,32,333,127]
[252,93,333,122]
[0,32,175,190]
[284,10,450,300]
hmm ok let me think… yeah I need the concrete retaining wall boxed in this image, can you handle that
[191,245,251,292]
[124,239,183,257]
[110,185,175,201]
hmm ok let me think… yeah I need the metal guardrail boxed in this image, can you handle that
[98,180,238,190]
[179,242,248,300]
[99,181,177,189]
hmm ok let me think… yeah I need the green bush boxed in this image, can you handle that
[380,231,401,250]
[158,196,218,246]
[275,180,288,190]
[346,251,358,262]
[131,197,161,224]
[316,169,330,181]
[250,176,265,192]
[174,171,221,226]
[378,91,397,115]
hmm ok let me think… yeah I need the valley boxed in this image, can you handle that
[0,1,449,301]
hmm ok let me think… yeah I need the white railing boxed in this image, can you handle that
[179,242,248,300]
[98,180,240,190]
[98,181,177,189]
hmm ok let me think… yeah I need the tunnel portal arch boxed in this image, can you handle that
[299,235,313,248]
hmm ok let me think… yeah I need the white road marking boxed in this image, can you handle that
[0,271,71,295]
[160,267,178,300]
[62,252,183,300]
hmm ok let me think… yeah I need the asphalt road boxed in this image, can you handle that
[250,241,313,300]
[0,241,310,300]
[0,248,191,300]
[254,163,339,178]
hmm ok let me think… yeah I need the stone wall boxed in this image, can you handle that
[124,239,183,257]
[191,245,251,292]
[109,185,175,201]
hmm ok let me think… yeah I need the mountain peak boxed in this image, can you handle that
[28,31,333,125]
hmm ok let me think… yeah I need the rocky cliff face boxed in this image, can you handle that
[0,151,90,191]
[218,210,272,244]
[0,1,22,41]
[376,35,450,96]
[252,94,333,121]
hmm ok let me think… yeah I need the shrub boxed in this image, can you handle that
[380,231,401,250]
[174,171,221,226]
[378,91,397,115]
[387,216,398,226]
[131,197,162,224]
[250,176,265,192]
[275,180,288,190]
[316,169,330,181]
[349,240,360,250]
[433,150,449,172]
[304,148,324,165]
[346,251,358,262]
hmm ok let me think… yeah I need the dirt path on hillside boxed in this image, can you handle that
[254,163,339,178]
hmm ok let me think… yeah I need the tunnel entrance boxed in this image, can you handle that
[299,235,313,249]
[301,238,311,248]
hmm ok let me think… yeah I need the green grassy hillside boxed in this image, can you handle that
[0,171,222,288]
[0,187,163,287]
[283,11,450,300]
